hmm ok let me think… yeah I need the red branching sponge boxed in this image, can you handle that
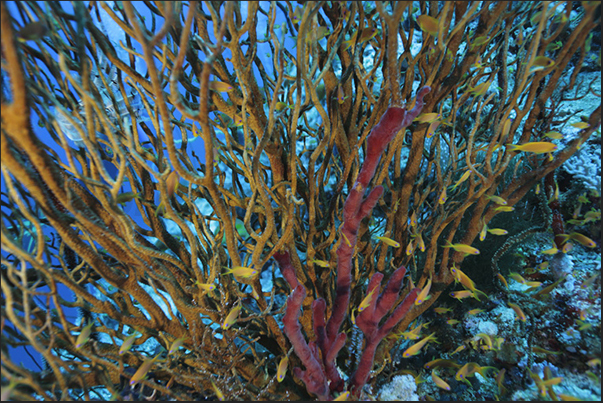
[274,86,430,400]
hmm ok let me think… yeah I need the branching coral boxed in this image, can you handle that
[1,1,600,400]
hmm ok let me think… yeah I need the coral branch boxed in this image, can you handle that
[276,87,430,399]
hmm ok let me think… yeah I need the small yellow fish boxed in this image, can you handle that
[443,241,480,255]
[195,281,216,292]
[506,141,558,154]
[333,391,350,401]
[168,337,186,355]
[450,289,480,301]
[166,170,179,199]
[277,356,288,382]
[337,84,346,104]
[581,273,600,289]
[119,333,139,355]
[494,206,515,212]
[415,15,439,36]
[308,259,330,268]
[343,27,377,50]
[450,264,477,292]
[496,368,507,395]
[450,170,471,191]
[410,211,418,227]
[130,353,162,385]
[479,222,488,241]
[469,81,491,96]
[438,187,447,204]
[543,131,564,140]
[275,102,292,112]
[209,81,234,92]
[415,112,440,124]
[116,192,141,204]
[222,266,258,279]
[434,307,453,315]
[358,288,378,312]
[222,302,242,330]
[508,272,526,284]
[529,56,555,71]
[470,35,491,49]
[431,370,451,391]
[559,232,597,248]
[450,344,467,355]
[405,239,415,256]
[467,309,485,316]
[416,233,426,252]
[399,321,431,340]
[497,273,509,288]
[508,302,527,322]
[570,122,590,129]
[485,195,507,205]
[426,120,441,138]
[424,359,462,370]
[402,332,438,358]
[540,246,559,255]
[415,277,432,305]
[447,319,460,325]
[375,236,400,248]
[487,228,508,235]
[211,380,225,401]
[75,322,95,349]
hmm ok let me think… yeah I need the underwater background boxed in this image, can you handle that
[1,1,600,401]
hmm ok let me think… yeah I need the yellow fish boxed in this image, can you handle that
[195,281,216,292]
[529,56,555,71]
[508,302,527,322]
[543,131,564,140]
[358,288,378,312]
[115,192,141,204]
[487,228,508,235]
[447,319,460,325]
[277,356,288,382]
[222,302,242,330]
[479,222,488,241]
[449,290,477,301]
[415,15,439,36]
[443,241,480,255]
[375,236,400,248]
[570,121,590,129]
[337,84,346,104]
[415,277,432,305]
[485,195,507,205]
[540,246,558,255]
[426,120,441,138]
[431,370,451,391]
[308,259,330,268]
[434,307,453,315]
[559,232,597,248]
[416,233,426,252]
[211,380,225,401]
[75,322,95,350]
[410,211,418,227]
[467,308,484,316]
[168,337,186,355]
[450,264,477,292]
[496,273,508,288]
[275,102,292,112]
[130,353,162,385]
[495,206,515,212]
[222,266,258,279]
[469,81,491,96]
[343,27,377,50]
[450,344,467,355]
[438,187,447,204]
[450,170,471,191]
[415,112,440,124]
[119,333,139,355]
[209,81,234,92]
[506,141,558,154]
[333,391,350,401]
[402,332,438,358]
[508,272,526,284]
